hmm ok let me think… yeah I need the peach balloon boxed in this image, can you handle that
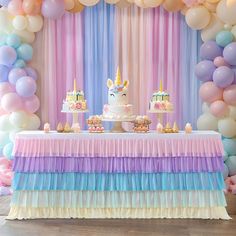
[68,0,84,13]
[223,84,236,105]
[163,0,184,12]
[210,100,229,118]
[8,0,24,16]
[0,82,15,99]
[199,81,223,103]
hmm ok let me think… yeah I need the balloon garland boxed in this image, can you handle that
[0,0,236,187]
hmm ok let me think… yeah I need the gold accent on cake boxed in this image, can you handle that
[159,80,163,92]
[73,79,77,93]
[115,67,122,86]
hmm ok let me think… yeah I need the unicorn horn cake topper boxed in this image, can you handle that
[159,80,163,92]
[115,67,122,86]
[107,67,129,90]
[73,79,77,93]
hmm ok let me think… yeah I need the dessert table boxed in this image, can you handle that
[8,131,230,220]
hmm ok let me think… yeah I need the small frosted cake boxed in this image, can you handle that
[103,68,135,120]
[62,80,87,112]
[149,81,173,112]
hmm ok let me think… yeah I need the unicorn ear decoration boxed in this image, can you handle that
[107,67,129,90]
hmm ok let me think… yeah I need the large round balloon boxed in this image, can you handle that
[12,15,27,31]
[200,41,223,60]
[197,112,218,131]
[9,110,28,129]
[0,46,17,67]
[41,0,65,19]
[26,114,40,130]
[223,84,236,105]
[27,15,43,33]
[3,142,13,159]
[8,0,24,15]
[199,81,223,103]
[223,138,236,156]
[8,68,27,85]
[1,92,23,112]
[0,82,15,99]
[229,105,236,120]
[202,102,210,113]
[210,100,229,118]
[6,34,21,48]
[185,6,211,30]
[0,114,12,132]
[195,60,215,82]
[218,117,236,138]
[225,156,236,176]
[216,0,236,25]
[24,95,40,113]
[0,65,10,83]
[223,42,236,66]
[162,0,184,12]
[17,43,33,62]
[213,66,234,88]
[16,76,37,97]
[216,31,233,47]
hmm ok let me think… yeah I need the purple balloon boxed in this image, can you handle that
[0,65,10,82]
[223,42,236,66]
[16,76,37,98]
[8,68,27,85]
[200,41,223,61]
[213,66,234,88]
[41,0,65,20]
[0,46,17,67]
[25,67,38,80]
[195,60,216,82]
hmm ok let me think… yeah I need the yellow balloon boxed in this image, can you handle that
[65,0,75,10]
[116,0,132,8]
[105,0,120,3]
[204,2,217,12]
[27,15,43,33]
[135,0,164,8]
[162,0,184,12]
[201,14,224,42]
[185,6,211,30]
[79,0,99,6]
[69,0,85,13]
[216,0,236,25]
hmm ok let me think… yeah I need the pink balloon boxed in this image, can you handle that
[0,82,15,99]
[214,57,230,68]
[8,0,24,15]
[24,95,40,113]
[1,92,23,112]
[223,84,236,105]
[199,81,223,103]
[210,100,229,118]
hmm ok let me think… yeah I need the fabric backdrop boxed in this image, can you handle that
[32,1,201,130]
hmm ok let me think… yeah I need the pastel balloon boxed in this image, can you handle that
[216,31,233,47]
[201,14,224,42]
[162,0,184,12]
[223,42,236,66]
[185,6,211,30]
[225,156,236,176]
[218,117,236,138]
[8,0,24,15]
[16,76,36,97]
[64,0,75,10]
[3,142,13,159]
[0,65,10,83]
[68,0,84,13]
[199,81,223,103]
[200,41,223,60]
[1,92,23,112]
[116,0,131,8]
[22,0,42,15]
[223,164,229,179]
[12,15,27,31]
[0,132,10,148]
[26,15,43,33]
[41,0,65,19]
[25,67,37,80]
[6,34,21,48]
[0,46,17,66]
[26,114,40,130]
[0,82,15,99]
[202,102,210,113]
[9,110,28,129]
[197,112,218,131]
[223,150,229,162]
[223,84,236,105]
[216,0,236,25]
[0,34,7,46]
[17,43,33,62]
[0,8,11,30]
[0,114,12,132]
[213,66,234,88]
[231,25,236,39]
[12,29,35,44]
[195,60,215,82]
[229,106,236,120]
[223,138,236,156]
[210,100,229,118]
[8,68,27,85]
[24,95,40,113]
[13,59,26,68]
[214,56,229,67]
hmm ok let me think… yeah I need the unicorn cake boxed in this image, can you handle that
[62,80,87,112]
[103,68,135,120]
[149,81,173,112]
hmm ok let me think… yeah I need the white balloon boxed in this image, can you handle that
[229,106,236,120]
[79,0,100,6]
[218,117,236,138]
[216,0,236,25]
[201,14,224,42]
[0,131,10,147]
[26,114,40,130]
[27,15,43,33]
[0,114,13,132]
[202,102,210,113]
[9,111,29,129]
[105,0,120,4]
[135,0,163,8]
[197,113,218,131]
[12,15,27,31]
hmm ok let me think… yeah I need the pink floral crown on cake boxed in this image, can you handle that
[107,67,129,93]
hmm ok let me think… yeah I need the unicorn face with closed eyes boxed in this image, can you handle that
[107,68,129,106]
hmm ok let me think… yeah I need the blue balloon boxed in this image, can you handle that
[16,76,37,97]
[0,35,6,46]
[13,59,26,68]
[216,31,234,47]
[223,138,236,156]
[225,156,236,176]
[3,142,13,160]
[223,151,229,161]
[17,44,33,62]
[6,34,21,49]
[0,64,10,82]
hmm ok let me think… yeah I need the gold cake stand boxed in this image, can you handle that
[61,110,89,127]
[147,110,173,124]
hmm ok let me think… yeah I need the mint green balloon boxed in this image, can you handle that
[216,31,233,47]
[225,156,236,176]
[3,142,13,159]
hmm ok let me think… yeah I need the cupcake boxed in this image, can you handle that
[185,123,192,134]
[44,123,50,133]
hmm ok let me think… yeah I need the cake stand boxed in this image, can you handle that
[61,110,89,127]
[102,117,136,133]
[147,110,173,124]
